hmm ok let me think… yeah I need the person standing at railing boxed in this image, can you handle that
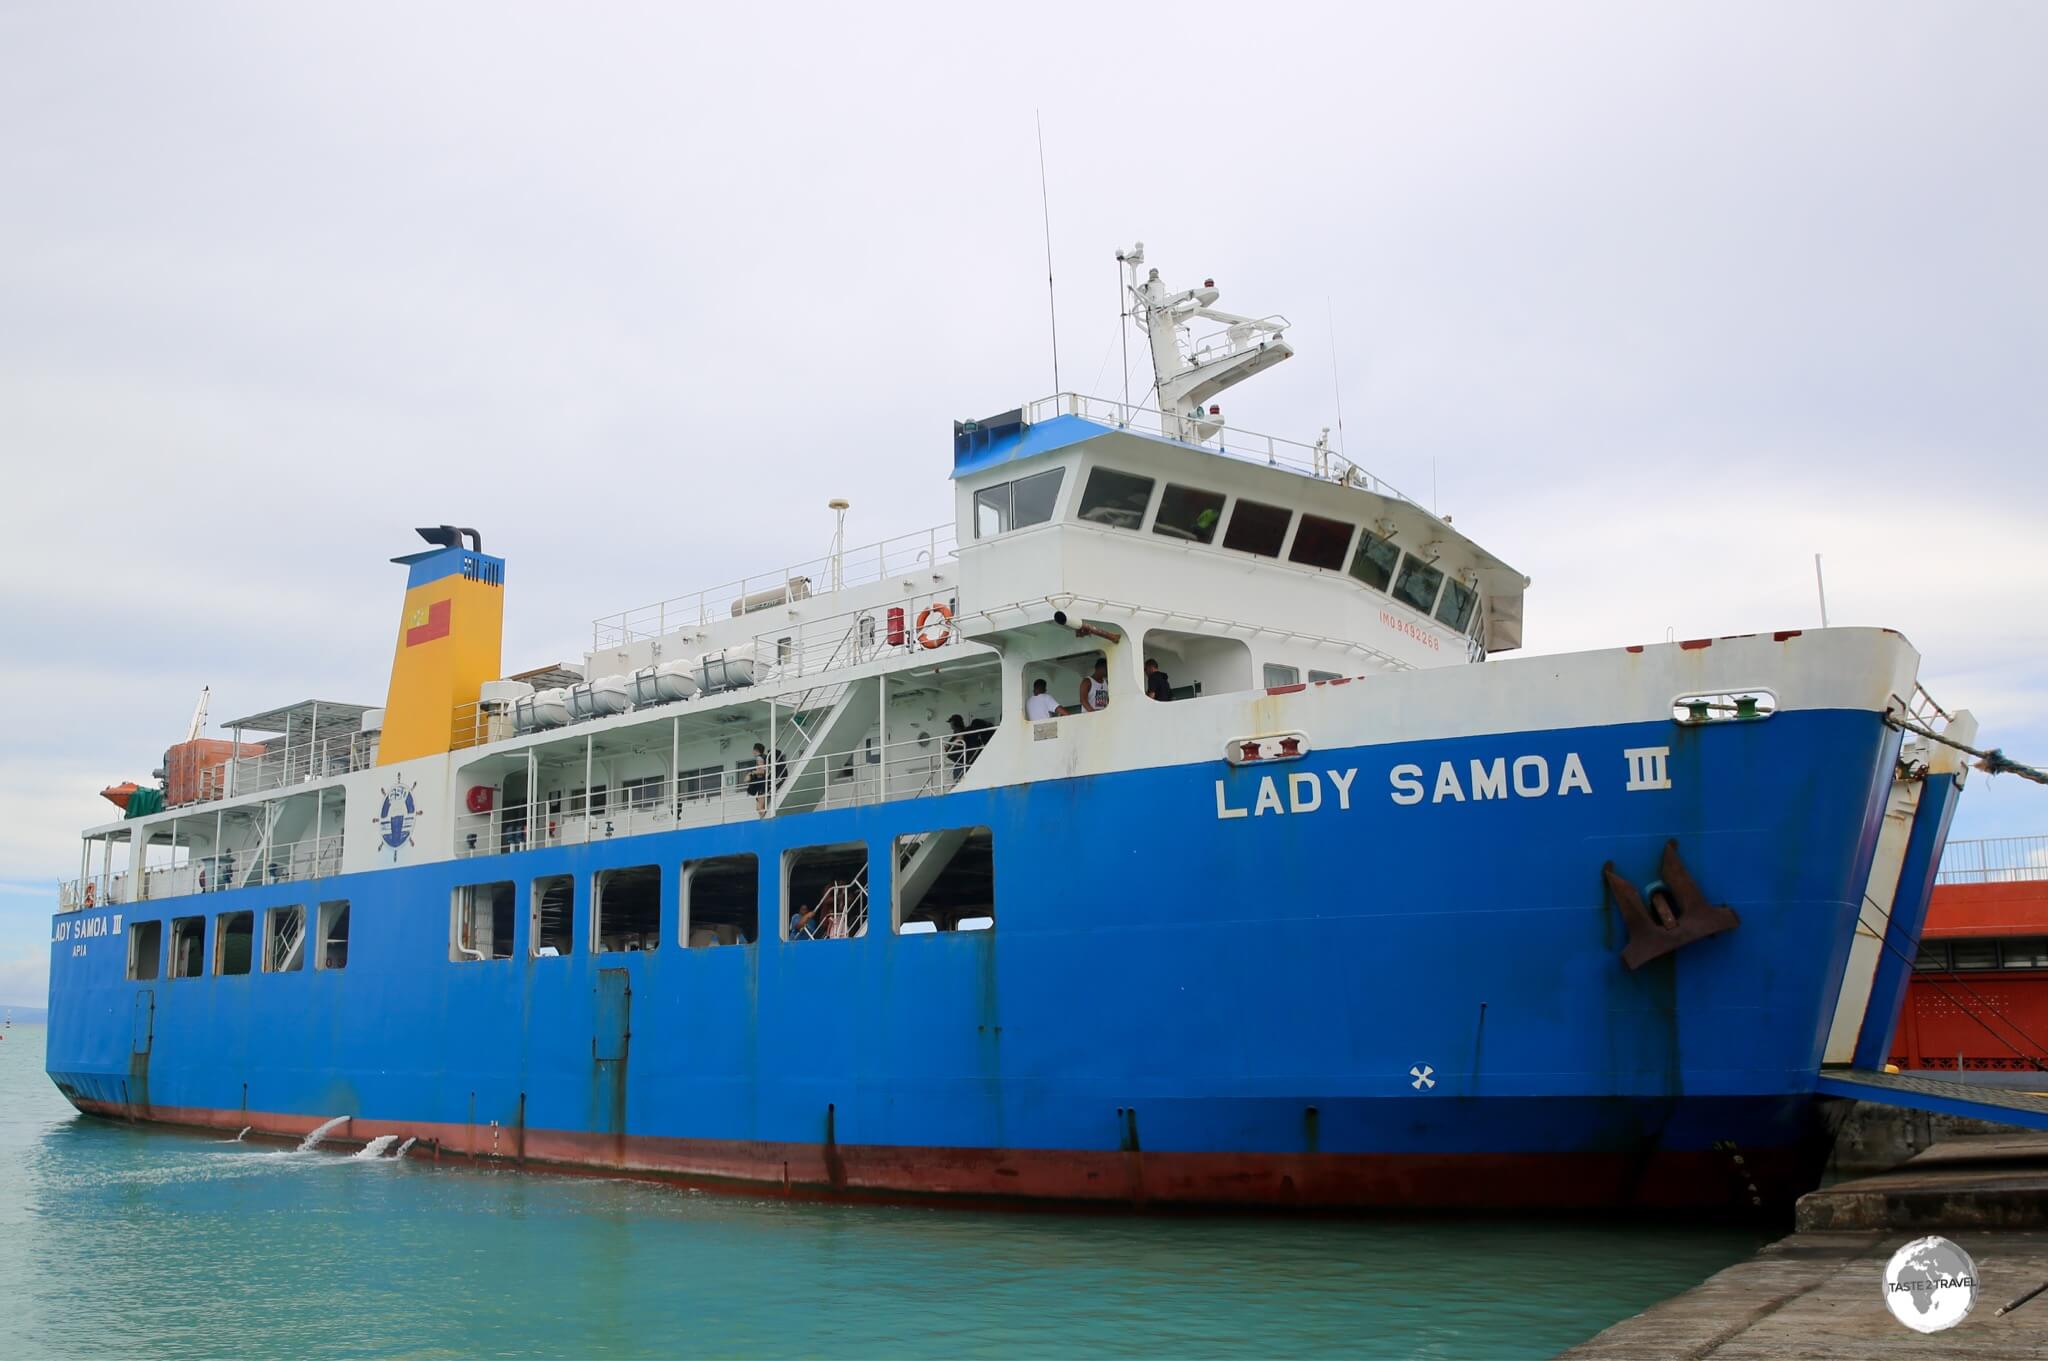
[749,743,770,817]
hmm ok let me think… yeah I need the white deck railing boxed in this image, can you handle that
[592,524,959,650]
[453,730,981,858]
[459,586,971,752]
[57,830,346,910]
[1021,392,1428,511]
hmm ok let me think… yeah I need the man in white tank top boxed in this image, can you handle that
[1079,658,1110,713]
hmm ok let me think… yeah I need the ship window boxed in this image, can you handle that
[682,854,758,947]
[894,826,994,933]
[169,916,204,978]
[1348,530,1400,591]
[1076,467,1153,530]
[531,875,573,957]
[1152,484,1226,544]
[2002,937,2048,969]
[1264,664,1301,688]
[1222,499,1291,557]
[1392,556,1446,614]
[1950,939,1999,970]
[214,912,253,976]
[1436,576,1479,632]
[595,865,661,953]
[974,467,1066,538]
[1912,941,1948,971]
[1308,670,1343,683]
[785,842,869,941]
[451,882,516,962]
[620,777,664,811]
[263,905,305,973]
[127,920,161,982]
[316,900,351,970]
[677,764,725,803]
[1287,513,1355,570]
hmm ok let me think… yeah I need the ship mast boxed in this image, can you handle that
[1121,243,1295,443]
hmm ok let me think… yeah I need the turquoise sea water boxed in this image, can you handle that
[0,1026,1761,1359]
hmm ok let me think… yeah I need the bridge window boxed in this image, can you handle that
[682,854,758,947]
[127,920,161,981]
[1349,530,1400,591]
[451,881,516,962]
[894,826,994,933]
[595,865,661,953]
[316,900,350,970]
[1222,498,1291,558]
[785,842,869,941]
[1264,664,1301,688]
[1436,576,1479,632]
[170,916,204,978]
[531,875,574,957]
[1076,467,1153,530]
[1392,555,1445,614]
[973,467,1065,538]
[1153,483,1226,544]
[1287,513,1354,570]
[264,905,306,973]
[212,912,253,976]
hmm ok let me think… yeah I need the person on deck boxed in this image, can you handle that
[748,743,769,817]
[945,715,971,784]
[1144,658,1173,702]
[1078,658,1110,713]
[1026,678,1063,721]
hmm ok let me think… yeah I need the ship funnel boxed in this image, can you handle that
[377,529,506,765]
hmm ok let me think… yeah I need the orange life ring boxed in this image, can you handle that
[915,603,953,650]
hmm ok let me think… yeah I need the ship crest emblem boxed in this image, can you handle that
[376,778,420,860]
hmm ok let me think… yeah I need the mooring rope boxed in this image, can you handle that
[1886,713,2048,786]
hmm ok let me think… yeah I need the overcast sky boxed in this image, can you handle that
[2,3,2043,1006]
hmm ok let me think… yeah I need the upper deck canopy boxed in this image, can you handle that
[219,700,376,743]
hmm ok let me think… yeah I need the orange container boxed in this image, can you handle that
[165,738,266,805]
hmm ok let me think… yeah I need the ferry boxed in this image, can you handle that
[44,248,1983,1210]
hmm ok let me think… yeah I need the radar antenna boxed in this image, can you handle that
[1121,251,1294,442]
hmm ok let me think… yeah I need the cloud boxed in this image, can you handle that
[0,943,50,1011]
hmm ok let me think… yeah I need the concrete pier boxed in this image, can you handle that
[1563,1132,2048,1357]
[1560,1230,2048,1358]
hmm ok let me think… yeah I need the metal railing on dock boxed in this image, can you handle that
[1937,835,2048,884]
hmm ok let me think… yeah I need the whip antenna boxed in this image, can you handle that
[1035,111,1060,393]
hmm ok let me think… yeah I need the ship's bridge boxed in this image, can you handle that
[950,394,1525,698]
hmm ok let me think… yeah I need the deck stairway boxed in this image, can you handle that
[895,826,971,920]
[267,910,305,972]
[772,675,878,816]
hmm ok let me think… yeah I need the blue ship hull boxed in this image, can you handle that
[46,706,1902,1211]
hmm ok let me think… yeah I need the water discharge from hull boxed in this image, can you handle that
[352,1135,398,1160]
[395,1137,417,1158]
[236,1127,249,1142]
[298,1115,349,1152]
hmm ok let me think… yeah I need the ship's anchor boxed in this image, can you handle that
[1602,839,1740,970]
